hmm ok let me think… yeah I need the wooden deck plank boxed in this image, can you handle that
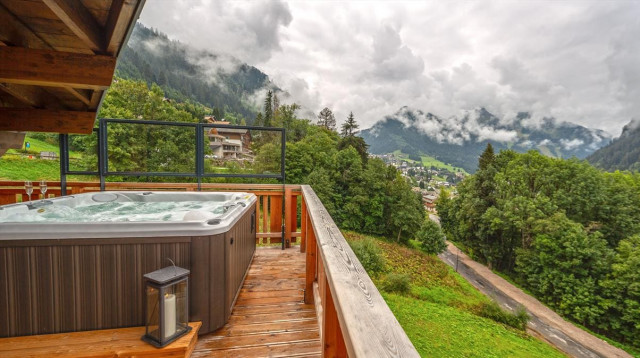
[193,247,321,357]
[0,322,201,358]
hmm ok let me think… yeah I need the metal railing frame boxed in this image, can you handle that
[59,118,288,248]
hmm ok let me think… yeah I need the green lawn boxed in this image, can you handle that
[389,150,467,173]
[344,232,564,357]
[421,155,467,174]
[0,157,93,181]
[6,135,81,159]
[385,293,564,357]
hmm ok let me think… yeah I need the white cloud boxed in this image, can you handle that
[139,0,640,135]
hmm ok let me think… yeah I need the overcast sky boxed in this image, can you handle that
[139,0,640,136]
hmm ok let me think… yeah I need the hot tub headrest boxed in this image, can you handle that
[92,193,119,203]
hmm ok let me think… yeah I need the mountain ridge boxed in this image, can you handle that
[360,107,612,172]
[587,119,640,172]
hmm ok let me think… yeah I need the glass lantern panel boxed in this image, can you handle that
[146,285,160,342]
[175,279,189,333]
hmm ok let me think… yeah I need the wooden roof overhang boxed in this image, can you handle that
[0,0,146,134]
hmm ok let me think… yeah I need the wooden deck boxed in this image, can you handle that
[0,322,201,358]
[192,246,321,358]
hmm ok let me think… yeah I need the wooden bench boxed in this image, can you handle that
[0,322,201,358]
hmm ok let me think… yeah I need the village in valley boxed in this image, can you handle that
[370,153,467,213]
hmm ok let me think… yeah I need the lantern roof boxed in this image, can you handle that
[144,265,189,284]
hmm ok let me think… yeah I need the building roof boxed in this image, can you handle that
[0,0,146,134]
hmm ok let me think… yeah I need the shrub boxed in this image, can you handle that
[416,219,447,255]
[349,237,386,275]
[382,273,411,295]
[478,301,530,330]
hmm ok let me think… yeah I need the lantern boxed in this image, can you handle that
[142,265,191,347]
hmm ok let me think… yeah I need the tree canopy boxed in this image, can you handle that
[438,147,640,348]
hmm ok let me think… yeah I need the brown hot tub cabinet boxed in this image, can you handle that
[0,191,257,337]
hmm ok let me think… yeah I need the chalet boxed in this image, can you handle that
[205,118,254,161]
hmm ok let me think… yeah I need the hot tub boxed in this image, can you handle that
[0,191,257,337]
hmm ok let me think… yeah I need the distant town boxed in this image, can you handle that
[370,153,467,212]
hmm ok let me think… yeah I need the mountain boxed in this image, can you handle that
[360,107,611,173]
[587,119,640,171]
[116,23,275,121]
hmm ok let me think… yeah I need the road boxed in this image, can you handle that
[438,243,631,358]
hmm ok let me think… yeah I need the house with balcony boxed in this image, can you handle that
[206,119,255,161]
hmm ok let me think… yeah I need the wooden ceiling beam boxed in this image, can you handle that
[0,108,95,134]
[0,47,115,90]
[0,83,65,109]
[64,87,91,106]
[42,0,104,53]
[0,2,54,50]
[105,0,129,55]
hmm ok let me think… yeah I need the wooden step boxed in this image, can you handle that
[0,322,201,358]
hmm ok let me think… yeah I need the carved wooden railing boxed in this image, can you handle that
[0,181,301,245]
[0,180,420,356]
[301,185,419,357]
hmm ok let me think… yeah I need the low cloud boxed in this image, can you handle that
[139,1,640,136]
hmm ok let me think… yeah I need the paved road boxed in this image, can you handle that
[439,247,602,358]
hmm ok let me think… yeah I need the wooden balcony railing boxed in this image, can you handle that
[0,181,301,245]
[0,180,419,357]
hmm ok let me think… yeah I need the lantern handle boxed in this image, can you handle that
[166,258,177,276]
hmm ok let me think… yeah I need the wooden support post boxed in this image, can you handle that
[269,195,282,243]
[284,188,292,248]
[301,198,307,253]
[290,193,298,243]
[323,282,348,358]
[261,195,268,233]
[304,223,317,305]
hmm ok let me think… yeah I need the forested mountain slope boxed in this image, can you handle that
[116,23,275,122]
[588,119,640,171]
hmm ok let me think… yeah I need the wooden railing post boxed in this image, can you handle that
[305,221,316,305]
[284,187,292,248]
[300,198,307,253]
[323,282,348,358]
[261,195,268,234]
[269,194,282,242]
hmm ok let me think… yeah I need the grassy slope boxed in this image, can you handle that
[390,150,468,173]
[0,157,95,181]
[344,232,564,358]
[6,135,81,158]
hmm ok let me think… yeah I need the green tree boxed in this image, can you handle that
[515,213,613,326]
[317,107,336,131]
[341,111,359,136]
[600,235,640,346]
[417,219,447,255]
[263,90,273,127]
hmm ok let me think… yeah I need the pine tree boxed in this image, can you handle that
[254,112,264,126]
[478,143,495,171]
[317,107,336,131]
[264,90,273,127]
[341,111,359,137]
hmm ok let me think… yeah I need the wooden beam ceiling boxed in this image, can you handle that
[42,0,104,53]
[0,0,145,135]
[0,47,116,90]
[0,108,95,134]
